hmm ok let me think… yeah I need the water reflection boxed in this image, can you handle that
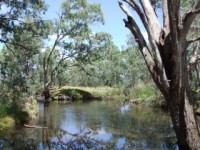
[0,101,177,149]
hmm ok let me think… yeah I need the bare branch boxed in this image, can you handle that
[123,0,152,43]
[118,1,133,18]
[139,0,162,43]
[118,1,158,80]
[119,1,170,94]
[163,0,170,35]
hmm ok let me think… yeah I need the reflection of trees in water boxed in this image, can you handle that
[46,128,115,150]
[0,102,177,149]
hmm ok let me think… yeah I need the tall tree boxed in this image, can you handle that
[41,0,111,100]
[0,0,47,99]
[0,0,47,47]
[118,0,200,149]
[0,28,43,100]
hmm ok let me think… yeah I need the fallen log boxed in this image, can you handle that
[24,124,48,129]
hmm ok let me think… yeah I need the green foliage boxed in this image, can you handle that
[57,88,93,101]
[130,84,159,99]
[39,0,112,99]
[68,34,151,88]
[0,97,9,117]
[0,0,47,43]
[6,102,30,124]
[0,97,31,125]
[0,0,48,101]
[0,116,15,129]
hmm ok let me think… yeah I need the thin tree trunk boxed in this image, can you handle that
[44,87,50,101]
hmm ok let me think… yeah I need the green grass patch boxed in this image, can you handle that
[131,84,158,99]
[0,116,15,129]
[51,86,124,101]
[59,88,93,100]
[127,83,167,108]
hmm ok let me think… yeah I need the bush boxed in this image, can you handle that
[0,97,10,117]
[126,83,168,108]
[129,84,159,100]
[59,89,93,100]
[0,116,15,129]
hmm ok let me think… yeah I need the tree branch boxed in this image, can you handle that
[139,0,162,43]
[0,39,34,51]
[180,1,200,38]
[167,0,180,45]
[118,1,157,79]
[51,55,70,79]
[163,0,170,35]
[188,55,200,70]
[187,36,200,46]
[4,43,15,57]
[118,1,170,94]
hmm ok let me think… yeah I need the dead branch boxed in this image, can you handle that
[24,124,48,129]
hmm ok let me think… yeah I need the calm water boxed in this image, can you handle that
[0,101,177,150]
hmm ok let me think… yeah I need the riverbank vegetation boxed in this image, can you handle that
[0,0,200,149]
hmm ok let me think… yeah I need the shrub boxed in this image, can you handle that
[0,116,15,128]
[129,84,159,100]
[0,97,10,117]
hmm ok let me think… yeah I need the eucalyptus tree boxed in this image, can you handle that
[73,42,126,87]
[72,36,150,88]
[122,34,150,87]
[41,0,112,100]
[0,28,44,100]
[118,0,200,149]
[0,0,47,99]
[0,0,47,47]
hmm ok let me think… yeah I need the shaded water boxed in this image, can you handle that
[0,101,177,149]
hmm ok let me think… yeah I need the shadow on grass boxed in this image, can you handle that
[58,88,96,101]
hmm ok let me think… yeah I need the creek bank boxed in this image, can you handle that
[49,87,121,102]
[129,95,167,109]
[0,96,38,129]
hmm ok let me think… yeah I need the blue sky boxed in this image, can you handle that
[44,0,131,49]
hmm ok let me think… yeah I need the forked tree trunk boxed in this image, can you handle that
[118,0,200,149]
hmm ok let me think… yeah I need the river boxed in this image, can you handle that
[0,101,177,149]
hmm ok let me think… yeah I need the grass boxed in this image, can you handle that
[130,84,159,100]
[51,84,166,108]
[51,86,124,101]
[126,83,166,107]
[0,96,38,129]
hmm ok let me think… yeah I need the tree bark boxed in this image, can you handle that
[44,86,50,101]
[118,0,200,149]
[166,86,200,149]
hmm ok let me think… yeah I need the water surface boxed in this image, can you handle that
[0,101,177,149]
